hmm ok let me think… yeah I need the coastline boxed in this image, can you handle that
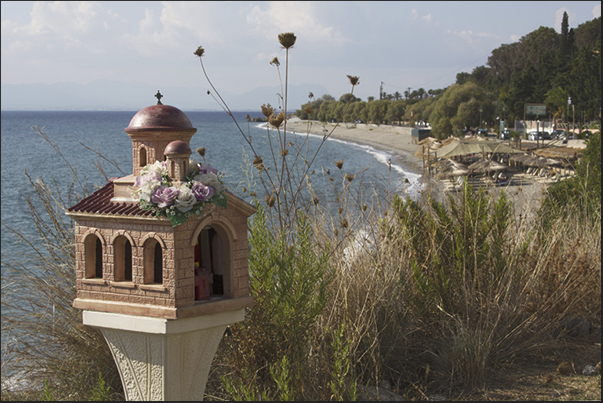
[284,117,445,201]
[284,117,551,214]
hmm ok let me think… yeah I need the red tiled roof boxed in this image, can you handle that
[67,181,155,218]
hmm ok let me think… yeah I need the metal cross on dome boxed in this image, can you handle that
[155,90,163,105]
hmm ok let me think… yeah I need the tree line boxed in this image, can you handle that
[295,14,601,140]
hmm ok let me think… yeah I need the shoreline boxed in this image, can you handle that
[284,117,552,213]
[284,117,445,201]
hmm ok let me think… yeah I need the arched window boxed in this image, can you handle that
[153,242,163,284]
[84,234,103,279]
[195,226,229,298]
[114,236,133,282]
[139,147,147,167]
[144,238,163,284]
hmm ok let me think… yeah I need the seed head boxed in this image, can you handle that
[265,194,276,207]
[194,46,205,57]
[340,219,348,229]
[308,92,314,99]
[313,197,319,205]
[270,57,280,67]
[280,148,289,157]
[278,32,297,49]
[253,155,263,165]
[345,173,355,182]
[269,112,285,128]
[347,75,359,86]
[335,159,344,170]
[245,114,250,121]
[261,104,275,118]
[196,147,206,157]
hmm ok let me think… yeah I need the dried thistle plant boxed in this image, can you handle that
[335,159,344,170]
[347,75,359,86]
[268,112,285,128]
[262,104,275,118]
[278,32,297,49]
[265,193,276,207]
[194,46,205,57]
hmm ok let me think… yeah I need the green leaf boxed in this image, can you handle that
[211,192,228,208]
[167,210,190,227]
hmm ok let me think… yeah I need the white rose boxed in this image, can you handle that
[148,161,168,176]
[174,185,197,212]
[139,179,162,202]
[193,173,225,194]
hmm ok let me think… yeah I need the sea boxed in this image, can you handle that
[0,109,423,381]
[1,110,423,256]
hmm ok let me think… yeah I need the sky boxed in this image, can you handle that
[1,1,601,111]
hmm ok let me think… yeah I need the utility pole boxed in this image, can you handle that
[379,81,384,100]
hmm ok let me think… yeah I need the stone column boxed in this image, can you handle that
[83,309,244,401]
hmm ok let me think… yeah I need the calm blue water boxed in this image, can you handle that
[1,110,422,257]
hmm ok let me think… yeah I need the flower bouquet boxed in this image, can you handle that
[129,160,227,227]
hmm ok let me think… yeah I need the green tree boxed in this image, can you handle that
[385,99,405,125]
[367,99,388,125]
[428,82,491,138]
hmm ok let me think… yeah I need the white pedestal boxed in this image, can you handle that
[83,309,245,401]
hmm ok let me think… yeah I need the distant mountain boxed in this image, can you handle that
[0,80,330,112]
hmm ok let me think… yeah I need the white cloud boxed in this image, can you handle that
[446,29,498,45]
[410,8,437,25]
[245,2,347,47]
[1,1,125,56]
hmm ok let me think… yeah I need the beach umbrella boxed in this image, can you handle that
[483,142,524,154]
[467,159,508,175]
[418,136,439,146]
[436,141,485,158]
[434,159,470,178]
[523,155,561,168]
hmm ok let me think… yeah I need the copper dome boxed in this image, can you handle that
[125,104,196,133]
[164,140,192,155]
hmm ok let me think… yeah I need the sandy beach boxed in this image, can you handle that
[284,117,552,215]
[285,117,424,173]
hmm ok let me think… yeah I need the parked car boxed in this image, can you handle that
[528,130,542,141]
[553,129,566,141]
[477,128,488,136]
[542,131,551,140]
[500,129,511,140]
[355,119,364,124]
